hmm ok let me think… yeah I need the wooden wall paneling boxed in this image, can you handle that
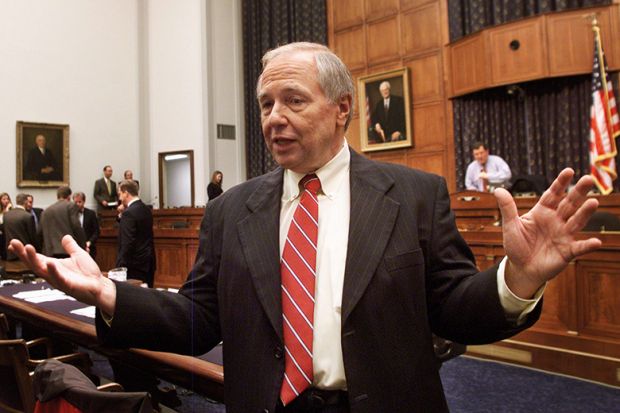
[489,18,547,85]
[406,53,443,103]
[333,27,367,71]
[348,111,362,153]
[546,10,598,75]
[154,240,189,288]
[333,0,365,32]
[401,0,436,12]
[609,4,620,69]
[366,16,401,66]
[368,150,409,167]
[402,2,441,57]
[408,151,444,175]
[579,261,620,340]
[448,33,488,96]
[95,238,117,273]
[412,102,446,152]
[365,0,399,23]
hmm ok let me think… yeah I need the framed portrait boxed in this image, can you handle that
[358,68,412,152]
[16,121,70,188]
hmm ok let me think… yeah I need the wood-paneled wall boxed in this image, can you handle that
[327,0,457,190]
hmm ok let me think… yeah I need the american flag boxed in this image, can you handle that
[589,25,620,194]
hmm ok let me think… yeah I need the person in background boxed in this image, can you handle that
[25,194,43,232]
[40,186,86,259]
[72,192,100,259]
[123,169,139,191]
[207,170,224,201]
[3,193,39,260]
[115,180,155,287]
[93,165,118,211]
[0,192,13,260]
[9,42,602,413]
[465,141,512,192]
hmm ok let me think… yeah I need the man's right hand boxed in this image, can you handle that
[8,235,117,316]
[102,200,108,207]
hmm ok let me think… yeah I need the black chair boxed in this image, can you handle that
[583,211,620,232]
[510,175,549,196]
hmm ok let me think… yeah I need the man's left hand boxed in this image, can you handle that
[495,168,602,299]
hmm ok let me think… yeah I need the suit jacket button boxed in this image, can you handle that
[274,346,283,359]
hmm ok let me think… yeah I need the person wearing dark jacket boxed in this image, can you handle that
[72,192,100,259]
[207,170,223,201]
[115,180,155,287]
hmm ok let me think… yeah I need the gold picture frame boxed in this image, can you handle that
[16,121,70,188]
[358,68,412,152]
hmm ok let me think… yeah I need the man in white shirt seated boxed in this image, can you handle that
[465,141,512,192]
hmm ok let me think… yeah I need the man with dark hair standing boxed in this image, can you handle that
[93,165,118,211]
[3,193,39,261]
[40,186,86,258]
[72,192,99,259]
[465,141,512,192]
[116,180,155,287]
[25,194,43,231]
[10,43,602,412]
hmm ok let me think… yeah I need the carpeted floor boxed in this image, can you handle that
[440,356,620,412]
[89,350,620,412]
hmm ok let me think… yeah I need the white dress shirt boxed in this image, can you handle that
[279,142,541,390]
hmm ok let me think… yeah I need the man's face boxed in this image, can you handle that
[258,51,349,174]
[473,146,489,165]
[119,190,129,207]
[35,135,46,148]
[25,196,33,212]
[104,167,113,179]
[73,196,85,211]
[379,84,391,99]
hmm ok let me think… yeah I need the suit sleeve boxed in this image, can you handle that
[424,177,540,344]
[93,181,104,204]
[87,211,100,244]
[96,204,221,355]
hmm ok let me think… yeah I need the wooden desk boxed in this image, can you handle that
[0,282,224,401]
[460,226,620,386]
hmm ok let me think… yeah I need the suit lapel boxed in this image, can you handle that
[342,150,399,324]
[237,168,284,340]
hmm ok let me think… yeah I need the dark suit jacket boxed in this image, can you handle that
[3,207,39,260]
[81,207,100,259]
[370,94,406,142]
[25,147,61,181]
[93,178,118,210]
[40,200,86,257]
[97,150,540,412]
[115,200,155,287]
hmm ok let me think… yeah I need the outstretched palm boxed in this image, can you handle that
[495,169,602,298]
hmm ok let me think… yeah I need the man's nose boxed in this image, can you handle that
[268,102,288,125]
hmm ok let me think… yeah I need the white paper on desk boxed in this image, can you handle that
[13,288,76,303]
[70,306,96,319]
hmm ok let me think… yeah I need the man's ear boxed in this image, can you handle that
[336,94,352,127]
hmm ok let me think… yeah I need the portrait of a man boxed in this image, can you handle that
[17,121,69,187]
[359,68,412,152]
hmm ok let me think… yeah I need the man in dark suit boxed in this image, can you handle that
[72,192,99,259]
[25,194,43,231]
[39,186,86,258]
[370,80,406,143]
[3,193,39,260]
[9,43,602,413]
[115,180,155,287]
[93,165,118,211]
[24,134,61,181]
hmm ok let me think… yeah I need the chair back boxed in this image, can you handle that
[0,313,10,339]
[0,339,36,413]
[583,211,620,232]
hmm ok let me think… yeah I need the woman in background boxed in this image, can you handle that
[0,192,13,260]
[207,170,223,201]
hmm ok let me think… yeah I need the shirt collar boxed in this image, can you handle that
[282,141,350,202]
[127,198,140,208]
[14,205,25,211]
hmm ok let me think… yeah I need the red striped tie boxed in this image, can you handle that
[280,174,321,405]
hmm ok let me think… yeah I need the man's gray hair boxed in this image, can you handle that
[257,42,355,130]
[379,81,391,90]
